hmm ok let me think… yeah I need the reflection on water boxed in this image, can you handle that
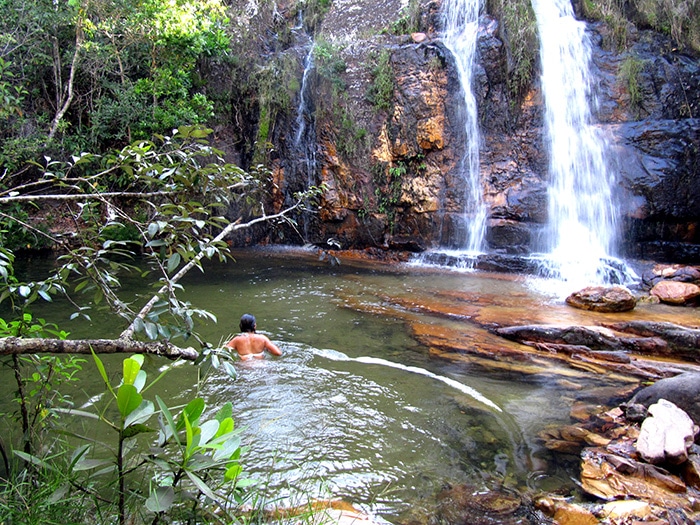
[5,248,694,521]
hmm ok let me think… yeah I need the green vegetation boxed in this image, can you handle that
[0,126,321,523]
[582,0,700,52]
[367,49,395,114]
[618,54,647,116]
[389,0,422,35]
[488,0,538,98]
[0,0,231,169]
[313,40,370,160]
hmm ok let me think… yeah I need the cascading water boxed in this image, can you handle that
[532,0,629,287]
[291,36,318,241]
[441,0,486,254]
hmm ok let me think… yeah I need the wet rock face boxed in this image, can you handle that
[258,0,699,259]
[630,372,700,427]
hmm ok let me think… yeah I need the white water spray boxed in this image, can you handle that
[533,0,619,286]
[295,47,315,147]
[314,348,502,412]
[441,0,486,253]
[293,41,318,240]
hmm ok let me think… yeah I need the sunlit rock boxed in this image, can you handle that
[599,499,653,521]
[580,448,689,507]
[534,496,598,525]
[650,280,700,305]
[565,285,637,313]
[637,399,697,465]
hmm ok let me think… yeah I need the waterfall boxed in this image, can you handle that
[295,48,314,148]
[533,0,622,286]
[293,42,318,241]
[441,0,486,253]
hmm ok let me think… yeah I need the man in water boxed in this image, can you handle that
[226,314,282,360]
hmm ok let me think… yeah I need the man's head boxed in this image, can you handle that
[239,314,256,333]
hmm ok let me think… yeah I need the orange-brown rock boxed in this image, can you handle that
[650,281,700,305]
[566,286,637,313]
[580,448,691,509]
[534,496,598,525]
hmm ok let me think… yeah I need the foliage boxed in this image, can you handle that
[251,52,303,164]
[0,202,53,251]
[581,0,630,49]
[389,0,422,35]
[582,0,700,53]
[298,0,333,33]
[0,127,279,346]
[0,0,232,163]
[8,353,250,525]
[367,49,395,114]
[618,54,647,116]
[488,0,538,98]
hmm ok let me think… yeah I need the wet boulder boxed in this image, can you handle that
[630,373,700,427]
[636,399,697,465]
[565,285,637,313]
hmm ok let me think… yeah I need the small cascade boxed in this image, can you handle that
[441,0,486,253]
[288,33,319,242]
[532,0,630,287]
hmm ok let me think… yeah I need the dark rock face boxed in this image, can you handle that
[249,0,699,261]
[629,372,700,426]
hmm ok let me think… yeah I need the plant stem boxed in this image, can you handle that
[12,354,30,455]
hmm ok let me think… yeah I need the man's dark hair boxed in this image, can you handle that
[239,314,256,333]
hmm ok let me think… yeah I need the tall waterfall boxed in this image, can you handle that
[533,0,621,285]
[441,0,486,253]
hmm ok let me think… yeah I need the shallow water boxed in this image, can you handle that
[3,247,698,521]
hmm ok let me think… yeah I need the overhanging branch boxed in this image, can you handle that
[120,201,302,339]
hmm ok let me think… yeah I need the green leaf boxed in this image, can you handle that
[156,396,180,446]
[186,471,221,504]
[117,384,143,419]
[147,222,159,238]
[91,349,116,398]
[167,252,181,274]
[14,451,55,471]
[225,464,242,482]
[122,423,156,439]
[124,399,155,428]
[215,418,234,439]
[177,398,205,431]
[73,457,113,472]
[123,357,142,386]
[198,420,219,447]
[222,361,237,379]
[144,321,158,340]
[216,402,233,424]
[145,486,175,513]
[133,370,147,393]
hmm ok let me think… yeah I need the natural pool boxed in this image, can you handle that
[5,247,697,523]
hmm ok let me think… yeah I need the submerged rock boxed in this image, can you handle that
[565,285,637,313]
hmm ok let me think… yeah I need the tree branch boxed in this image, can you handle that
[120,202,301,340]
[0,336,198,360]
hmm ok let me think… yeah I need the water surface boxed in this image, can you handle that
[5,248,694,521]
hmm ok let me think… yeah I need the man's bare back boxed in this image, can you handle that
[226,314,282,360]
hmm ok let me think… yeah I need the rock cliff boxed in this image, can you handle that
[224,0,700,262]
